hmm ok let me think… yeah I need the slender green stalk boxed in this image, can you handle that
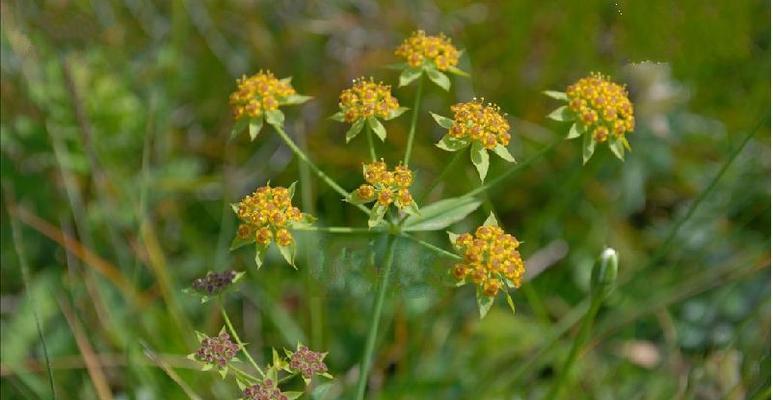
[272,124,370,215]
[403,77,424,165]
[418,150,464,204]
[365,125,377,161]
[400,233,461,260]
[355,235,399,400]
[230,364,260,383]
[5,192,57,399]
[463,138,561,198]
[221,307,264,378]
[545,296,603,399]
[293,225,381,234]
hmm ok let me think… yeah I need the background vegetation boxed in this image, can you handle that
[1,0,770,399]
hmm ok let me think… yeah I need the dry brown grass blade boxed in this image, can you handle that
[11,205,151,307]
[58,297,114,400]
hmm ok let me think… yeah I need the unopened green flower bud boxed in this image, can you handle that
[591,247,618,300]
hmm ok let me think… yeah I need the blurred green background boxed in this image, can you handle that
[1,0,770,399]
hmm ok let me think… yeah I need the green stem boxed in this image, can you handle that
[230,364,260,384]
[545,296,603,399]
[221,307,264,378]
[272,124,370,215]
[400,233,461,260]
[293,225,382,234]
[418,150,464,204]
[403,77,424,165]
[463,138,561,198]
[355,235,399,400]
[366,125,377,162]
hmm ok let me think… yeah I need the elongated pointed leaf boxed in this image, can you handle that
[430,112,454,129]
[385,106,409,120]
[483,212,499,227]
[493,144,515,162]
[609,137,626,161]
[278,242,296,268]
[470,141,490,181]
[329,111,345,122]
[505,291,516,314]
[230,118,248,140]
[346,118,365,143]
[547,105,574,122]
[368,204,388,228]
[447,66,470,77]
[436,135,469,152]
[399,68,422,87]
[425,67,450,91]
[282,94,313,105]
[476,288,495,319]
[567,123,584,139]
[582,131,596,164]
[265,109,285,128]
[543,90,568,101]
[255,244,267,269]
[367,116,387,141]
[403,196,482,231]
[249,118,263,141]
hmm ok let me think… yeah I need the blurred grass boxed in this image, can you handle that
[1,0,770,399]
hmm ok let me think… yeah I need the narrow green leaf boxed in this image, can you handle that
[505,291,516,314]
[430,112,454,129]
[435,135,469,152]
[345,118,365,143]
[609,137,625,161]
[582,131,596,164]
[329,111,345,122]
[425,67,451,91]
[249,118,263,141]
[547,105,574,122]
[282,94,313,105]
[447,231,460,246]
[288,181,297,199]
[229,234,255,251]
[476,288,495,319]
[399,67,422,87]
[483,212,499,227]
[470,141,490,181]
[385,106,409,120]
[446,66,470,77]
[367,116,387,141]
[278,242,296,268]
[567,123,584,139]
[543,90,568,101]
[493,144,515,162]
[230,118,248,140]
[368,204,388,229]
[403,196,482,231]
[265,109,285,128]
[255,244,267,269]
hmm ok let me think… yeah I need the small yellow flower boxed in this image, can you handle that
[232,184,313,268]
[448,100,511,150]
[450,214,525,317]
[395,30,460,71]
[339,78,400,123]
[566,72,635,141]
[349,160,418,227]
[230,70,296,120]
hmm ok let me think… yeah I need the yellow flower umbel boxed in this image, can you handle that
[449,213,524,318]
[231,183,314,268]
[349,160,418,228]
[545,72,635,163]
[229,70,311,140]
[393,30,467,91]
[432,99,516,182]
[331,77,407,143]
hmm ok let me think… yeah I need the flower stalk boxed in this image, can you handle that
[221,306,264,378]
[403,76,424,165]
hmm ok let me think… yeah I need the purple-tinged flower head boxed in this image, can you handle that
[192,270,237,296]
[194,331,238,367]
[243,379,288,400]
[289,345,328,379]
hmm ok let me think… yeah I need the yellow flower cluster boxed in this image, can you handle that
[448,100,511,150]
[339,78,400,123]
[356,160,414,209]
[567,72,635,143]
[236,185,303,247]
[230,70,296,120]
[452,225,524,297]
[395,30,460,71]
